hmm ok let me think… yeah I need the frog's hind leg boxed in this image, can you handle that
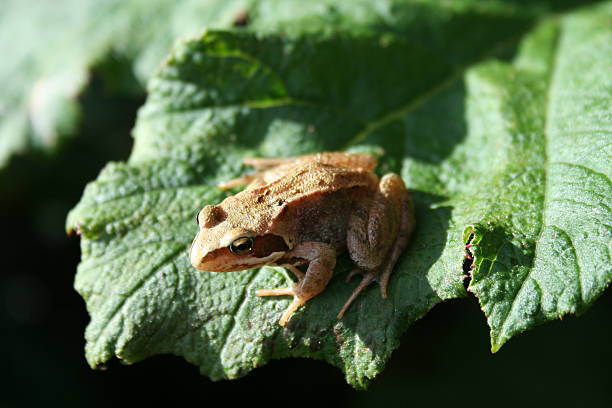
[340,173,413,317]
[378,180,414,297]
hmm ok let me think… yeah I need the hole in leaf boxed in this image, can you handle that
[462,231,475,290]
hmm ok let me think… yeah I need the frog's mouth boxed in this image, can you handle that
[200,250,286,272]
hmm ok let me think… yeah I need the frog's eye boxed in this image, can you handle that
[229,236,254,255]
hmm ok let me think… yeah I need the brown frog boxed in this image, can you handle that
[190,152,414,326]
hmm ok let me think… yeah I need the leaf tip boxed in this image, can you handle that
[490,334,509,354]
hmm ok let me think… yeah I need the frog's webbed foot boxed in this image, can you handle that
[256,285,305,327]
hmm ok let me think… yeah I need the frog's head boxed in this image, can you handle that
[190,203,290,272]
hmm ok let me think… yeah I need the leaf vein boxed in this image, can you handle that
[498,21,564,338]
[551,162,611,185]
[550,225,584,307]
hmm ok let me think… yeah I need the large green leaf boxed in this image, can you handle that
[0,0,248,167]
[67,1,611,388]
[465,6,612,351]
[0,0,596,168]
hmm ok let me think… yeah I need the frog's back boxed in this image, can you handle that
[262,162,378,248]
[218,161,377,238]
[257,161,378,203]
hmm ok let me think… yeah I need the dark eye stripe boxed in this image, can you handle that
[251,234,289,257]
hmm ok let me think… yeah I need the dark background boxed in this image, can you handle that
[1,68,611,408]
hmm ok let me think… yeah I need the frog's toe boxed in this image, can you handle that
[279,297,306,326]
[345,266,389,299]
[337,272,378,319]
[256,287,294,297]
[345,268,363,282]
[256,286,305,326]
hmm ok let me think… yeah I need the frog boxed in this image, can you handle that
[190,152,414,326]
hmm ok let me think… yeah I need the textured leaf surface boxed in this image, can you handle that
[0,0,248,167]
[465,5,612,351]
[67,0,611,387]
[0,0,596,167]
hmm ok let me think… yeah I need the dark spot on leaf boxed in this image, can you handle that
[333,327,345,349]
[308,337,323,352]
[232,10,249,27]
[283,332,298,350]
[261,336,276,358]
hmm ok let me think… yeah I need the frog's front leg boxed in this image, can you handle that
[256,242,336,326]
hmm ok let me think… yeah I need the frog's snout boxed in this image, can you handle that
[190,231,206,269]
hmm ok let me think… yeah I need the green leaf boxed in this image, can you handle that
[465,5,612,352]
[0,0,595,168]
[0,0,249,167]
[67,1,611,388]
